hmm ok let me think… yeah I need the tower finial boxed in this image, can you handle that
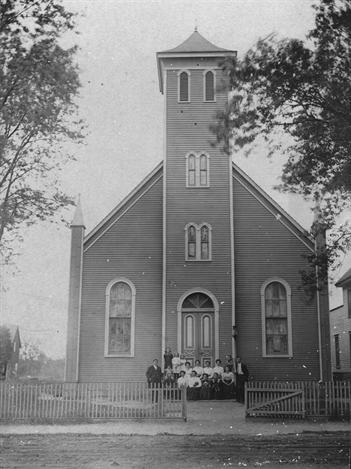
[194,19,198,32]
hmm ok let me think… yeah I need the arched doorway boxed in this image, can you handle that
[179,291,217,367]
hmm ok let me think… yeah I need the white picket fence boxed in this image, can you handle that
[0,382,187,422]
[246,380,351,420]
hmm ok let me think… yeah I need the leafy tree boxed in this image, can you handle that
[19,340,41,361]
[0,326,12,378]
[214,0,351,291]
[0,0,83,260]
[18,341,64,380]
[18,340,46,377]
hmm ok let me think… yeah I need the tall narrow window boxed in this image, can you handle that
[335,334,341,369]
[348,289,351,318]
[105,278,135,357]
[185,223,212,261]
[185,152,210,188]
[204,70,215,101]
[187,225,197,259]
[179,71,189,102]
[188,154,196,186]
[265,282,287,354]
[199,154,208,186]
[200,225,209,260]
[261,279,292,357]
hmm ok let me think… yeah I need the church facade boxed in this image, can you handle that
[65,31,331,383]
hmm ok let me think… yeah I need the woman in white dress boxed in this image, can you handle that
[193,359,204,377]
[203,359,213,378]
[212,359,224,377]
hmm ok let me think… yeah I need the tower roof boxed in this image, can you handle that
[160,29,234,54]
[156,29,236,93]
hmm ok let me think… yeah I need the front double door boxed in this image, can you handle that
[182,311,215,367]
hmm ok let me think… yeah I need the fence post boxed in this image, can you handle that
[301,387,306,418]
[244,382,248,417]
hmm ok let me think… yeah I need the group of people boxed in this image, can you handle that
[146,349,249,403]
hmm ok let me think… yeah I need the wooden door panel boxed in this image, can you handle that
[182,312,214,366]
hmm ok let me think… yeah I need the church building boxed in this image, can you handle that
[65,31,331,383]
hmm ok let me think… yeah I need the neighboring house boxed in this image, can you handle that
[330,269,351,380]
[0,325,21,379]
[65,30,331,383]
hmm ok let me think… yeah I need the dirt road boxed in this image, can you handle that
[0,431,350,468]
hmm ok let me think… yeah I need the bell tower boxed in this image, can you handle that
[157,31,237,364]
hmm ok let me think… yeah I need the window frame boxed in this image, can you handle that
[104,277,136,358]
[185,222,212,261]
[185,152,210,188]
[203,69,216,102]
[178,70,190,103]
[261,278,292,358]
[186,153,197,187]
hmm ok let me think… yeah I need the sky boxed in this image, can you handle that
[1,0,347,358]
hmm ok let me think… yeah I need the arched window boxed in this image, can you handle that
[187,224,197,259]
[105,278,135,357]
[185,223,212,261]
[261,279,292,357]
[185,152,210,187]
[199,154,208,186]
[179,71,190,102]
[204,70,215,101]
[188,154,196,186]
[200,225,209,260]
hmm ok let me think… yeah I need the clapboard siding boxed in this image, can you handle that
[233,172,320,380]
[164,62,233,359]
[78,177,163,382]
[330,289,351,374]
[65,226,84,382]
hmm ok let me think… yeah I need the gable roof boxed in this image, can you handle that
[84,160,314,252]
[160,29,233,54]
[84,162,163,250]
[232,163,314,252]
[335,267,351,287]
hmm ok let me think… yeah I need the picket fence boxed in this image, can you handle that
[0,382,187,423]
[246,380,351,420]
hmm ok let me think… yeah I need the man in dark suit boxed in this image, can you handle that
[235,357,249,404]
[146,359,163,402]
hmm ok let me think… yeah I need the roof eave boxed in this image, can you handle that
[156,50,236,94]
[335,267,351,287]
[84,161,163,246]
[335,278,351,288]
[232,161,315,250]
